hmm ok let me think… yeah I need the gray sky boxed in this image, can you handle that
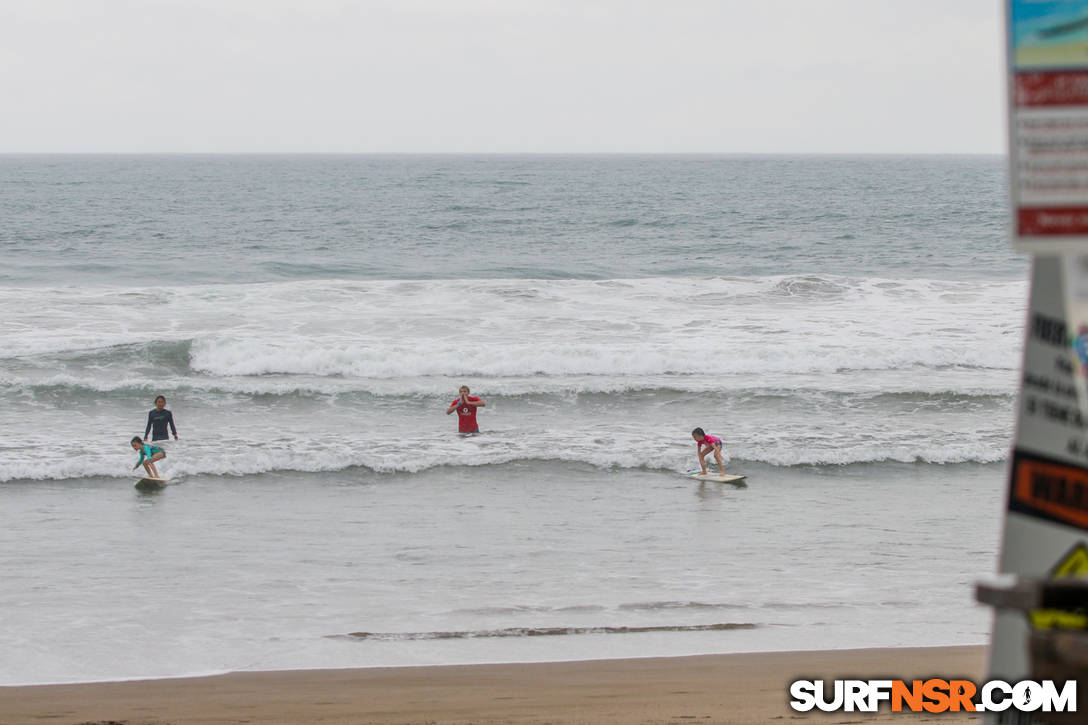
[0,0,1006,154]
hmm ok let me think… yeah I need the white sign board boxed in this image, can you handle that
[1009,1,1088,251]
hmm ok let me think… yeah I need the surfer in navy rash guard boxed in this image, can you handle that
[144,395,179,443]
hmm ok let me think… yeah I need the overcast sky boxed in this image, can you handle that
[0,0,1006,154]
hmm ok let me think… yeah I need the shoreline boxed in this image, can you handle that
[2,638,991,689]
[1,645,986,724]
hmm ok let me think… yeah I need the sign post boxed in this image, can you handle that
[986,3,1088,722]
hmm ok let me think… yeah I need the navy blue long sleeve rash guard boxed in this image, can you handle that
[145,409,176,441]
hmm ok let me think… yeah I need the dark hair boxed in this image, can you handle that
[691,427,705,437]
[131,436,142,445]
[155,395,166,404]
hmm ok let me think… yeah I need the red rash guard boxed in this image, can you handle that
[452,396,482,432]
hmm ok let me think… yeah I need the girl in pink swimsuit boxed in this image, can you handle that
[691,427,727,476]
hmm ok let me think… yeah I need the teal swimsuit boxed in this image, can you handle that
[136,444,164,465]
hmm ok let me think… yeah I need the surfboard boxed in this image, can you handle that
[686,471,746,484]
[134,476,169,490]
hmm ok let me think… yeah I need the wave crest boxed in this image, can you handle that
[0,442,1009,483]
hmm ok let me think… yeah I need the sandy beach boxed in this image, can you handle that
[0,645,984,724]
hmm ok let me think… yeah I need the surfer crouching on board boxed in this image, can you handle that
[131,437,166,479]
[692,428,727,476]
[446,385,485,434]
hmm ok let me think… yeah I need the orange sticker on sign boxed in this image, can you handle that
[1011,453,1088,531]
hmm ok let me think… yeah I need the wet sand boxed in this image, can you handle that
[0,645,985,724]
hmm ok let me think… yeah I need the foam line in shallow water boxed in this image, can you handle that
[339,623,758,640]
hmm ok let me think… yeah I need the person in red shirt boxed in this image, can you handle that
[446,385,486,433]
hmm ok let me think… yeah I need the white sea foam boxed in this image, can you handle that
[184,338,1013,378]
[0,369,1018,398]
[0,276,1024,370]
[0,275,1022,483]
[0,427,1012,482]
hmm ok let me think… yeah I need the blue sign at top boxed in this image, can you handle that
[1011,0,1088,69]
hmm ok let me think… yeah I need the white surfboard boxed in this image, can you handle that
[134,476,169,490]
[686,471,746,484]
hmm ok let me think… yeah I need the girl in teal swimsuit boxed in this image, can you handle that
[131,436,166,478]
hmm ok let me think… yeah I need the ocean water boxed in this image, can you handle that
[0,154,1023,684]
